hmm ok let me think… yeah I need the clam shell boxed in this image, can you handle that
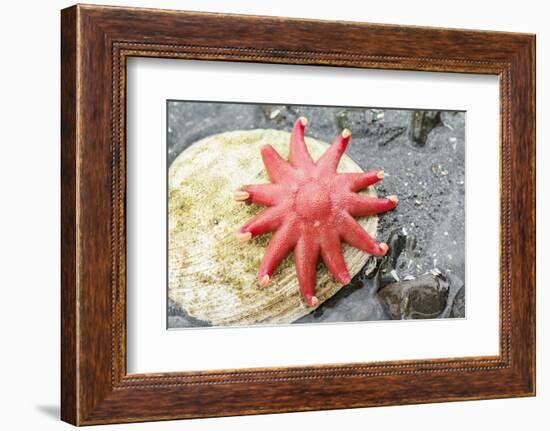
[168,129,378,326]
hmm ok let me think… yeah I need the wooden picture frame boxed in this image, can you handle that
[61,4,536,425]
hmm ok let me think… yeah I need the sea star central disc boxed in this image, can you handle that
[295,180,332,220]
[235,117,398,307]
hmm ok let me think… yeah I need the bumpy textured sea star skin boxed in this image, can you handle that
[234,118,398,307]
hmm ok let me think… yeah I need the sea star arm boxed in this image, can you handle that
[257,222,299,286]
[234,183,284,206]
[237,205,288,241]
[337,170,385,192]
[338,212,388,256]
[294,236,321,307]
[315,129,351,173]
[319,230,351,284]
[260,144,296,183]
[289,117,315,169]
[345,194,398,217]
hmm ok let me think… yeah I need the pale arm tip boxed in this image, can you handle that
[233,190,250,202]
[259,274,270,288]
[236,231,252,243]
[307,295,319,307]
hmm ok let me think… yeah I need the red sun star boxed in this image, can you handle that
[234,117,398,307]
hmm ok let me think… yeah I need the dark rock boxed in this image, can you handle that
[385,228,417,274]
[363,255,380,279]
[450,285,465,318]
[378,270,449,319]
[377,265,401,290]
[370,227,418,289]
[167,298,211,328]
[410,110,442,146]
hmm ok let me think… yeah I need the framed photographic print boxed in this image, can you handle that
[61,4,536,425]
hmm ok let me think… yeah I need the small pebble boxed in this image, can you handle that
[269,109,280,119]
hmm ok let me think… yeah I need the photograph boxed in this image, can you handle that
[167,101,466,328]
